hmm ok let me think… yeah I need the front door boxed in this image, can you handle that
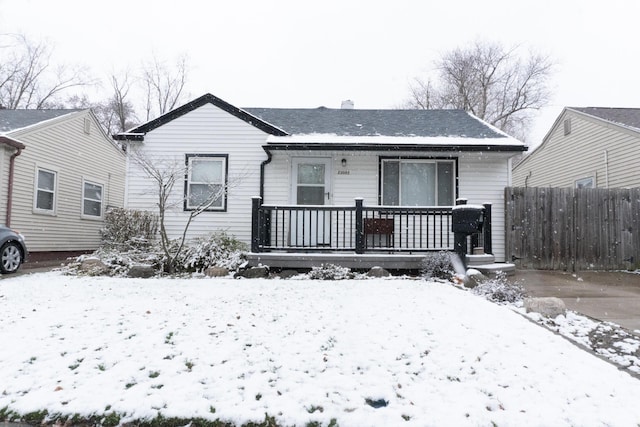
[291,158,331,246]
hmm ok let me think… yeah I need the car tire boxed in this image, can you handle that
[1,241,23,274]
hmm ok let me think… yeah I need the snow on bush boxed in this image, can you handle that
[100,208,158,251]
[307,263,353,280]
[421,251,455,281]
[177,231,248,273]
[471,271,526,303]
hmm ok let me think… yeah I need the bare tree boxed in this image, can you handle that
[0,33,92,109]
[128,148,244,273]
[141,54,189,121]
[108,71,137,133]
[405,40,554,140]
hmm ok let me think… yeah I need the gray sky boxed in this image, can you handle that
[1,0,638,147]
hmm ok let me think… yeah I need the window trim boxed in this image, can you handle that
[33,165,58,215]
[184,154,228,212]
[81,179,104,220]
[379,156,458,206]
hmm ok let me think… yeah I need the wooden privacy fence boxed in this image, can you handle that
[505,187,640,271]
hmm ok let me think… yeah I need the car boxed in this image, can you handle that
[0,225,28,274]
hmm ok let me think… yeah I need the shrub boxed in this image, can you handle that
[100,208,158,250]
[308,263,352,280]
[421,251,455,281]
[178,231,248,273]
[471,271,525,303]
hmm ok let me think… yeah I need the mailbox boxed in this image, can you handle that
[452,205,484,234]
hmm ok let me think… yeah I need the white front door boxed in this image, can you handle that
[291,158,331,246]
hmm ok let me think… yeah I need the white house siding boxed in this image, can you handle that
[458,152,512,262]
[9,111,126,252]
[264,150,511,262]
[513,111,640,188]
[125,103,270,245]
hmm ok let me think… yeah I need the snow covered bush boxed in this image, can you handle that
[471,271,526,303]
[100,208,158,250]
[308,263,352,280]
[177,231,248,273]
[421,251,455,281]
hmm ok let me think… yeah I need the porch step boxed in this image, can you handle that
[469,262,516,276]
[465,254,495,266]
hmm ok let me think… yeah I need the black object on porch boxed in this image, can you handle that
[251,197,491,256]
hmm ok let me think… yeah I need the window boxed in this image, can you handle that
[185,154,227,211]
[82,180,103,218]
[35,167,57,213]
[382,159,455,206]
[575,176,594,189]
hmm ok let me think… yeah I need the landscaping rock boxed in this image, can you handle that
[205,266,229,277]
[127,264,156,278]
[464,268,487,288]
[367,266,390,277]
[525,297,567,318]
[236,266,269,279]
[80,258,109,276]
[278,269,299,279]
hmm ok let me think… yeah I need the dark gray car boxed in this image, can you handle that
[0,226,28,274]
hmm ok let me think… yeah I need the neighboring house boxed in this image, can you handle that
[115,93,526,267]
[0,109,126,257]
[513,107,640,188]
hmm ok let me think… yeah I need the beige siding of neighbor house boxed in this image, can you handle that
[263,150,513,262]
[0,146,7,225]
[513,110,640,188]
[125,103,269,245]
[9,111,126,252]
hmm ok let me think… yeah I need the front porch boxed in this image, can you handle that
[247,197,501,272]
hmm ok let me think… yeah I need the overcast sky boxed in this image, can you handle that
[1,0,638,147]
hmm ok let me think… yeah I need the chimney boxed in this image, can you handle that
[341,100,354,109]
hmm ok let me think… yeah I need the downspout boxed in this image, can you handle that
[6,146,23,227]
[259,146,273,200]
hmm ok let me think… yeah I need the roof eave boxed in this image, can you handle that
[0,135,26,150]
[265,143,527,152]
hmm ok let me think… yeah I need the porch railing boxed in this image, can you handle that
[251,197,492,254]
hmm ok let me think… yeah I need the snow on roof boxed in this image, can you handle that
[0,109,80,134]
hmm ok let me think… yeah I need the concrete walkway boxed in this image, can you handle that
[513,269,640,333]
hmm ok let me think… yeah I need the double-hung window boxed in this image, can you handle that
[382,158,455,206]
[185,154,227,211]
[35,167,57,214]
[82,180,103,218]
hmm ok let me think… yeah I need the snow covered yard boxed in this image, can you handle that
[1,271,640,426]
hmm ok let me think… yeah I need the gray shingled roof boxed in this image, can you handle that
[245,108,505,139]
[571,107,640,132]
[0,109,77,133]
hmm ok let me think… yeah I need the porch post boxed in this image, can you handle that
[483,203,492,255]
[251,196,262,253]
[355,198,364,254]
[453,198,467,268]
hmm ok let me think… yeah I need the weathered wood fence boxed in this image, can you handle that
[505,187,640,271]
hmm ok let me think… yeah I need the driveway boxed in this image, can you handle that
[513,269,640,332]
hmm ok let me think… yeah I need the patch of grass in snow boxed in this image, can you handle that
[148,370,160,378]
[185,359,195,371]
[165,331,175,344]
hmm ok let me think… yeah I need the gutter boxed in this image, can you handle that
[259,146,273,200]
[1,136,26,227]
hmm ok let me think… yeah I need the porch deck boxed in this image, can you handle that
[246,252,428,271]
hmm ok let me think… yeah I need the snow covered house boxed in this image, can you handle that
[0,109,126,259]
[513,107,640,188]
[115,93,526,269]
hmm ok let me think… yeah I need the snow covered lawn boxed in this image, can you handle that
[1,271,640,426]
